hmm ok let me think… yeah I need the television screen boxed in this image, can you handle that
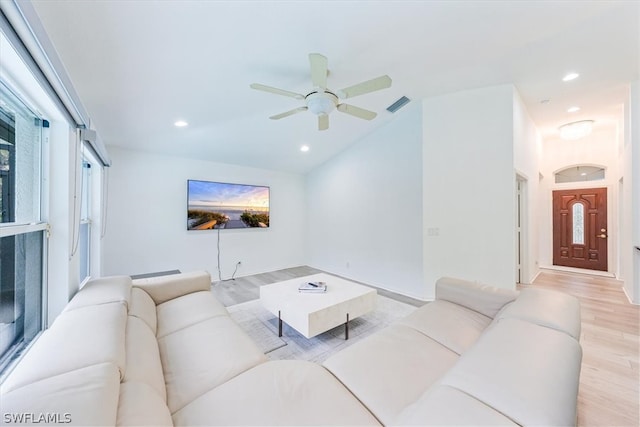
[187,180,270,230]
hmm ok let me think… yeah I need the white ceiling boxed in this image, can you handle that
[30,1,639,174]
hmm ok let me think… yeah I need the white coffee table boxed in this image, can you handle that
[259,273,377,339]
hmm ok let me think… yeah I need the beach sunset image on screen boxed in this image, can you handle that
[187,180,270,230]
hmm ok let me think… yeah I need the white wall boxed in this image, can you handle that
[538,128,620,273]
[422,84,516,297]
[620,81,639,303]
[103,147,307,278]
[306,104,424,299]
[513,90,542,283]
[633,81,640,303]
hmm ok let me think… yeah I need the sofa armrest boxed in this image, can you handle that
[132,271,211,304]
[436,277,518,318]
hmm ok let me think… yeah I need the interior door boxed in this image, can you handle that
[553,188,608,271]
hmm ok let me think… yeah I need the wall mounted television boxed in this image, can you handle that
[187,179,270,230]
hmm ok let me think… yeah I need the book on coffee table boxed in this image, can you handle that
[298,281,327,293]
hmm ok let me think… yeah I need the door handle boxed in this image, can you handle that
[598,234,607,239]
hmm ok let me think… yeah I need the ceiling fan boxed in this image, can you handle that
[250,53,392,131]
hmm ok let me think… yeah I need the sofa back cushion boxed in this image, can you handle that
[0,362,121,426]
[439,318,582,426]
[129,287,158,334]
[1,302,127,393]
[436,277,518,318]
[497,288,581,339]
[123,316,166,400]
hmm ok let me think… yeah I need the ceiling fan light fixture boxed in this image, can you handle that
[559,120,594,140]
[250,53,391,130]
[306,92,338,115]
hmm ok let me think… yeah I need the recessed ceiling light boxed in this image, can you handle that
[567,106,580,113]
[580,172,587,176]
[300,145,310,152]
[174,120,188,127]
[562,73,579,82]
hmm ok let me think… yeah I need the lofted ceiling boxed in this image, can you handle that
[29,0,639,174]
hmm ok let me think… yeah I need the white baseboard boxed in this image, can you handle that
[622,286,639,305]
[539,265,615,278]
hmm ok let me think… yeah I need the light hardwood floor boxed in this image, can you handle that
[214,266,639,426]
[211,265,425,307]
[523,270,639,427]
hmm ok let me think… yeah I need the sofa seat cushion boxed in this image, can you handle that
[124,316,166,400]
[436,277,518,318]
[172,360,381,426]
[64,275,131,312]
[0,362,120,426]
[394,384,518,426]
[323,324,458,425]
[2,302,127,392]
[158,315,268,413]
[397,300,492,355]
[497,288,581,339]
[156,290,228,338]
[441,318,582,426]
[117,382,173,426]
[129,287,158,334]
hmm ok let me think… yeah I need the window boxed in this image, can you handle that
[0,82,45,371]
[572,203,585,245]
[78,160,91,284]
[555,165,605,184]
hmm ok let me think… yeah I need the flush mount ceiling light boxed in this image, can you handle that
[559,120,594,140]
[174,120,188,127]
[300,145,310,152]
[562,72,579,82]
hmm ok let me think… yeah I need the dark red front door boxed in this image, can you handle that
[553,188,608,271]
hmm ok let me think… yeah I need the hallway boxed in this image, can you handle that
[525,270,639,426]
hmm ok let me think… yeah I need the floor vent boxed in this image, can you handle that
[386,96,410,113]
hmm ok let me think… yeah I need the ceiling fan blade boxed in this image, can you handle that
[250,83,305,100]
[337,75,392,99]
[309,53,328,90]
[318,113,329,131]
[269,106,308,120]
[337,104,377,120]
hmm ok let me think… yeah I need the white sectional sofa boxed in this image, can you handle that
[0,271,582,426]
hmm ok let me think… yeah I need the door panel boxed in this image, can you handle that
[553,188,607,271]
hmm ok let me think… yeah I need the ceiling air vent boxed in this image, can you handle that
[386,96,410,113]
